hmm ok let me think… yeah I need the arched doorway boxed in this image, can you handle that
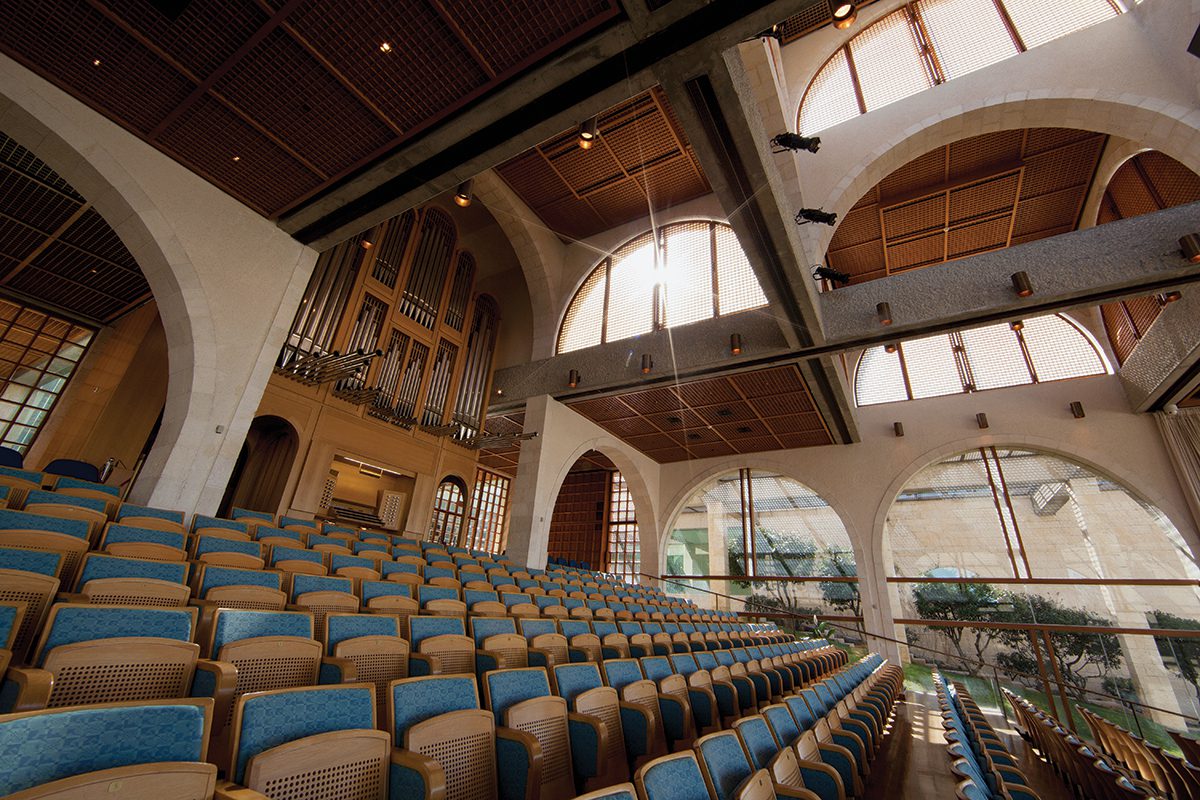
[219,415,299,516]
[428,476,468,546]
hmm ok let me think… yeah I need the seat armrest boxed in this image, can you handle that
[567,710,608,780]
[409,653,441,676]
[773,783,822,800]
[475,650,501,674]
[793,754,847,800]
[192,659,237,730]
[818,741,864,795]
[496,725,542,800]
[390,747,447,800]
[214,781,273,799]
[618,701,653,758]
[2,667,53,712]
[319,656,356,684]
[527,647,555,668]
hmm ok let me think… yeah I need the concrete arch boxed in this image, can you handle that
[867,435,1200,571]
[1078,139,1154,230]
[811,96,1200,258]
[0,68,218,508]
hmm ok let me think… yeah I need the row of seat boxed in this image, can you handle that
[1080,706,1200,799]
[1004,688,1161,799]
[0,648,902,800]
[934,674,1041,800]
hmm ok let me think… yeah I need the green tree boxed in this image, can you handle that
[819,552,862,636]
[996,594,1122,697]
[911,581,1009,675]
[1149,609,1200,710]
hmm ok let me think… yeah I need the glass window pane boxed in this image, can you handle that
[849,9,933,112]
[1002,0,1119,49]
[798,48,862,134]
[38,376,65,393]
[1022,314,1108,381]
[1,384,31,404]
[15,407,45,427]
[855,346,910,406]
[662,223,713,329]
[57,343,85,361]
[960,323,1032,390]
[47,357,75,378]
[901,335,964,398]
[715,225,768,315]
[0,402,18,421]
[918,0,1018,80]
[28,389,56,409]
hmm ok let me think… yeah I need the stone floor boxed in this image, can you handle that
[862,690,1074,799]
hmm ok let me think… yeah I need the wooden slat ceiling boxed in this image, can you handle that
[494,87,711,242]
[825,128,1106,285]
[478,410,526,475]
[569,364,833,463]
[0,0,620,219]
[0,133,151,324]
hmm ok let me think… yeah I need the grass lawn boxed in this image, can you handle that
[901,660,1183,755]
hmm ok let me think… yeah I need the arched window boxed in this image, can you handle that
[428,478,466,545]
[854,313,1108,406]
[665,469,858,620]
[798,0,1122,134]
[557,221,767,354]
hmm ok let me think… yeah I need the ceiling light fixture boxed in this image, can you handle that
[1011,271,1033,297]
[231,155,241,162]
[730,333,743,355]
[454,179,473,208]
[831,1,858,29]
[884,343,898,353]
[578,117,598,150]
[1160,290,1183,305]
[893,422,904,437]
[770,132,821,154]
[361,240,373,250]
[877,302,893,326]
[379,42,393,53]
[641,354,653,374]
[567,369,580,389]
[812,265,850,287]
[1070,401,1085,419]
[1010,320,1024,331]
[1181,234,1200,263]
[92,59,102,67]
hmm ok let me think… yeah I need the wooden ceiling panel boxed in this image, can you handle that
[567,364,832,462]
[825,128,1106,285]
[567,396,634,421]
[495,87,711,242]
[1,0,620,217]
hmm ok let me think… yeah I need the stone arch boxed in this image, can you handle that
[810,97,1200,258]
[0,70,218,509]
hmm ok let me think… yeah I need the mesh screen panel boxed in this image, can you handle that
[558,264,606,354]
[901,334,964,399]
[1001,0,1119,49]
[1022,315,1108,381]
[855,347,910,406]
[604,235,657,342]
[960,323,1031,390]
[662,222,713,328]
[466,468,510,553]
[715,225,767,314]
[430,480,466,546]
[798,49,861,134]
[917,0,1017,80]
[607,473,640,583]
[850,9,933,112]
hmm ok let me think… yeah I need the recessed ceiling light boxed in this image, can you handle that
[232,155,241,162]
[666,416,682,426]
[379,42,392,53]
[687,432,703,441]
[92,59,102,67]
[716,408,733,418]
[736,426,753,434]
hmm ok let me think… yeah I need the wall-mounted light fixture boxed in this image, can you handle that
[730,333,743,355]
[1160,291,1183,305]
[893,422,904,437]
[1181,234,1200,263]
[578,117,598,150]
[1010,320,1024,331]
[641,354,653,374]
[831,1,858,29]
[884,342,898,353]
[454,179,473,207]
[876,302,893,326]
[1011,271,1033,298]
[567,369,580,389]
[1070,401,1085,419]
[360,240,374,250]
[976,412,989,429]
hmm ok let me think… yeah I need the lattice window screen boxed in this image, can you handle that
[662,222,713,328]
[421,339,459,426]
[606,472,640,583]
[798,49,861,134]
[917,0,1017,79]
[1000,0,1118,49]
[714,224,767,315]
[466,468,510,553]
[429,480,466,545]
[605,235,657,343]
[959,324,1031,390]
[850,9,933,112]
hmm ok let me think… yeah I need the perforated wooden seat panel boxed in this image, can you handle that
[4,762,217,800]
[0,577,55,662]
[419,636,474,674]
[205,587,286,610]
[577,687,627,785]
[82,579,189,608]
[337,638,409,721]
[482,634,528,669]
[622,681,663,749]
[506,696,573,800]
[222,638,322,725]
[43,638,198,708]
[407,709,497,800]
[245,729,389,800]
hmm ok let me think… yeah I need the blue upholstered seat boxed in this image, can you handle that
[407,614,466,647]
[32,604,194,665]
[115,504,185,527]
[278,515,318,531]
[210,609,313,655]
[0,545,62,576]
[75,552,188,590]
[42,459,100,483]
[191,514,250,535]
[696,730,758,800]
[231,507,274,523]
[195,564,282,597]
[0,699,214,797]
[635,751,712,800]
[362,580,412,602]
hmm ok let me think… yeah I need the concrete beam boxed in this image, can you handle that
[278,0,830,250]
[819,201,1200,345]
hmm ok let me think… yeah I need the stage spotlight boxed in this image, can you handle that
[831,1,857,29]
[567,369,581,389]
[578,117,598,150]
[795,208,838,226]
[454,179,473,207]
[812,265,850,286]
[770,132,821,154]
[1011,271,1033,298]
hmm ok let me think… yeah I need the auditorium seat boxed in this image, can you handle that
[0,698,218,799]
[25,487,109,531]
[192,534,265,569]
[0,508,90,585]
[269,543,327,575]
[324,612,408,727]
[99,522,187,561]
[192,514,252,540]
[0,547,62,665]
[407,614,474,674]
[552,661,650,785]
[0,465,43,507]
[0,600,23,678]
[388,674,538,800]
[483,666,607,800]
[115,503,186,533]
[224,683,387,797]
[72,552,190,606]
